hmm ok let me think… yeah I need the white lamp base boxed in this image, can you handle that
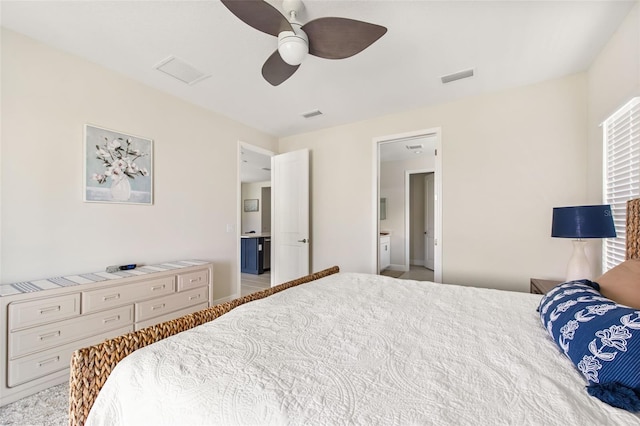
[565,239,592,282]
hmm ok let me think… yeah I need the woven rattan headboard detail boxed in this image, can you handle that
[626,198,640,260]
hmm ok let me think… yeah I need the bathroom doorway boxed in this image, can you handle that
[374,129,442,282]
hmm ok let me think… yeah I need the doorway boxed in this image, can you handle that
[237,144,311,298]
[374,129,442,282]
[237,142,274,298]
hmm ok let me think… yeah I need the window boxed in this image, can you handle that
[603,97,640,271]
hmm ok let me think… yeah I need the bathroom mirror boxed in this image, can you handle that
[380,198,387,220]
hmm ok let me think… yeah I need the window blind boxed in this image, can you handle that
[603,97,640,271]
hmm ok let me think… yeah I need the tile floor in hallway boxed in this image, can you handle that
[241,270,271,296]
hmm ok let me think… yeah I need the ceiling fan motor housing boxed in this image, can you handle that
[278,24,308,66]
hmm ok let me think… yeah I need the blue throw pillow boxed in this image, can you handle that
[538,280,640,411]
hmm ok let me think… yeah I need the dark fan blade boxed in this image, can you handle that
[302,17,387,59]
[262,51,300,86]
[221,0,292,37]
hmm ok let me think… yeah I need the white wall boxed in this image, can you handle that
[0,29,278,300]
[7,2,636,296]
[280,73,588,292]
[379,160,404,268]
[241,181,270,234]
[409,173,428,266]
[586,1,640,275]
[587,2,640,197]
[261,186,271,234]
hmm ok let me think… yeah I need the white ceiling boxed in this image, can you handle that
[241,147,272,182]
[1,0,635,140]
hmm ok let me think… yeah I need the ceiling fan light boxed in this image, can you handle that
[278,30,308,66]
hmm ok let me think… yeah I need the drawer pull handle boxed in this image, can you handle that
[39,305,62,314]
[39,331,61,341]
[103,315,121,324]
[189,277,202,283]
[189,294,201,301]
[151,303,165,311]
[151,285,165,291]
[103,294,121,301]
[38,356,60,367]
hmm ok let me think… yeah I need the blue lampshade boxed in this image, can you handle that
[551,205,616,239]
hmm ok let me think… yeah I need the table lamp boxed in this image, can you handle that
[551,205,616,281]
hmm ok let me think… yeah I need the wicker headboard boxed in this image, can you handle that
[626,198,640,260]
[68,265,340,426]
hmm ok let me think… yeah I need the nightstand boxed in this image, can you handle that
[530,278,563,295]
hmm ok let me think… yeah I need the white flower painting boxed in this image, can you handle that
[84,124,153,204]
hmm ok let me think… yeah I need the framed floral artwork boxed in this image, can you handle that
[83,124,153,204]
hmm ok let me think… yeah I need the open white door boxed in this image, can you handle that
[424,173,435,270]
[272,149,310,285]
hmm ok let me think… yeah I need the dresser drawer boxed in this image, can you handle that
[7,325,132,388]
[177,268,208,292]
[135,287,209,322]
[8,293,80,330]
[82,276,175,313]
[135,302,208,331]
[9,305,133,359]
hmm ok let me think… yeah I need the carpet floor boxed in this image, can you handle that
[0,383,68,426]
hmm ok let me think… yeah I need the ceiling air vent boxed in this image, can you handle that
[301,109,323,119]
[441,68,475,84]
[406,144,424,150]
[154,56,210,85]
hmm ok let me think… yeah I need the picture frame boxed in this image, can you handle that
[244,199,259,212]
[83,124,153,205]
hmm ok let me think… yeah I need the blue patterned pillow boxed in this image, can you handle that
[538,280,640,411]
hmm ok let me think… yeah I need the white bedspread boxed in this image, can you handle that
[86,273,640,425]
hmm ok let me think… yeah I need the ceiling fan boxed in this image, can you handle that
[221,0,387,86]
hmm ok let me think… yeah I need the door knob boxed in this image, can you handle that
[298,238,308,243]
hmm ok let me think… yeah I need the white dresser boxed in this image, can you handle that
[0,260,213,406]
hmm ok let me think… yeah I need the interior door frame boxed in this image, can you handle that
[236,141,275,299]
[373,128,442,282]
[424,172,435,270]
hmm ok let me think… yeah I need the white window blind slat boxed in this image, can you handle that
[607,120,639,137]
[608,149,639,164]
[603,97,640,271]
[605,181,640,191]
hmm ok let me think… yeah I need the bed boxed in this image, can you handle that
[70,200,640,426]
